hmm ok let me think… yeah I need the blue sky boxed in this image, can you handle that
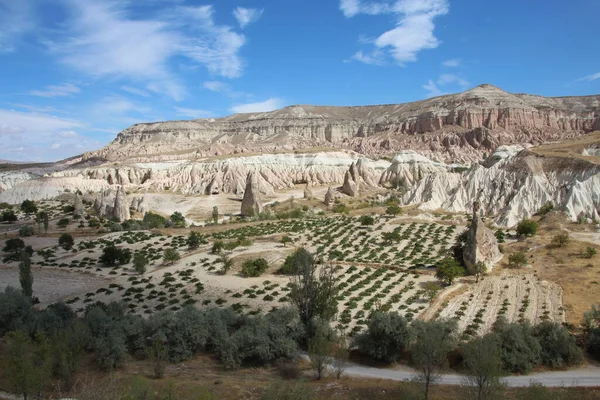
[0,0,599,162]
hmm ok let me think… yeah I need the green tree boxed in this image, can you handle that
[533,321,583,368]
[3,238,32,262]
[58,233,74,250]
[356,311,410,363]
[241,258,269,277]
[57,218,70,228]
[143,212,167,228]
[536,202,554,216]
[550,232,569,247]
[218,254,233,275]
[494,319,541,374]
[332,335,349,379]
[410,319,458,400]
[516,219,538,237]
[423,281,443,301]
[148,336,168,379]
[51,322,89,391]
[20,199,38,214]
[359,215,375,226]
[99,245,132,266]
[133,253,148,275]
[212,206,219,224]
[170,211,186,228]
[467,261,487,283]
[585,246,597,258]
[19,249,34,299]
[36,211,49,234]
[280,235,293,247]
[211,240,224,254]
[308,325,333,380]
[288,248,339,336]
[507,252,528,269]
[385,204,402,215]
[187,231,204,250]
[163,248,180,265]
[435,257,465,285]
[4,331,51,400]
[584,305,600,360]
[494,229,505,243]
[280,247,314,275]
[461,334,504,400]
[2,209,17,223]
[382,230,402,244]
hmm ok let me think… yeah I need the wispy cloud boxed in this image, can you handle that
[230,98,284,114]
[423,73,470,98]
[46,1,249,99]
[121,86,151,97]
[351,50,385,65]
[233,7,263,29]
[0,0,35,52]
[203,80,247,98]
[29,83,81,98]
[341,0,449,65]
[174,107,213,119]
[442,58,461,67]
[577,72,600,82]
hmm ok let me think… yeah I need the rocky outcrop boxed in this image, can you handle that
[341,158,382,196]
[241,172,262,217]
[86,85,600,163]
[0,177,110,204]
[463,202,502,271]
[73,193,85,216]
[303,184,313,200]
[379,150,448,189]
[341,162,360,196]
[324,187,335,206]
[130,196,148,215]
[112,186,130,222]
[402,147,600,227]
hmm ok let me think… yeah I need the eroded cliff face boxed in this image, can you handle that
[87,85,600,162]
[402,147,600,227]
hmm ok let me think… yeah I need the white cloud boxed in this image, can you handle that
[230,98,284,114]
[578,72,600,82]
[341,0,449,65]
[29,83,81,98]
[59,130,79,137]
[423,73,470,98]
[351,50,385,65]
[203,80,247,98]
[233,7,263,29]
[94,96,150,116]
[442,58,461,67]
[47,2,248,99]
[0,0,35,52]
[174,107,213,119]
[121,86,151,97]
[0,109,83,136]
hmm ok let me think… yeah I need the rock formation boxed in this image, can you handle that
[241,172,263,217]
[402,146,600,227]
[73,193,85,216]
[130,196,148,215]
[341,162,360,196]
[324,187,335,206]
[112,186,130,222]
[379,150,448,189]
[303,184,313,200]
[86,84,600,163]
[463,201,503,271]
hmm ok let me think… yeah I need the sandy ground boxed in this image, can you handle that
[0,266,112,305]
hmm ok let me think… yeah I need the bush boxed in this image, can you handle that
[507,252,527,269]
[19,225,34,237]
[279,248,315,275]
[331,203,349,214]
[536,202,554,216]
[99,245,132,266]
[550,232,569,247]
[20,199,37,214]
[2,238,33,262]
[533,321,583,368]
[170,212,186,228]
[187,231,205,250]
[494,319,541,374]
[356,311,410,363]
[516,219,538,237]
[385,205,402,215]
[1,209,17,223]
[143,212,167,229]
[241,258,269,277]
[358,215,375,226]
[163,248,180,265]
[584,246,597,259]
[59,233,75,250]
[133,253,148,275]
[57,218,70,229]
[435,257,465,285]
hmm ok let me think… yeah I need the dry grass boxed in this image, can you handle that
[531,131,600,165]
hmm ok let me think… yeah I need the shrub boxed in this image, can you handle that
[280,248,315,275]
[99,245,132,267]
[2,209,17,223]
[20,199,37,214]
[494,229,505,243]
[163,248,180,265]
[2,238,33,262]
[211,240,224,254]
[19,225,34,237]
[516,219,538,237]
[331,203,349,214]
[57,218,70,229]
[133,253,148,275]
[241,258,269,277]
[494,319,541,374]
[435,257,465,285]
[584,246,597,259]
[170,212,186,228]
[536,202,554,216]
[355,311,410,363]
[385,205,402,215]
[533,321,583,368]
[143,212,167,229]
[59,233,75,250]
[507,252,527,269]
[550,232,569,248]
[187,231,205,250]
[358,215,375,226]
